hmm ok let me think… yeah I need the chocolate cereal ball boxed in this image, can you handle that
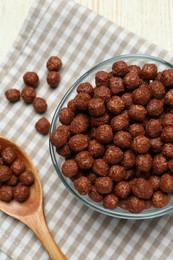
[35,117,50,135]
[103,194,119,209]
[70,113,89,134]
[109,165,126,182]
[94,85,111,102]
[114,181,131,199]
[47,71,60,88]
[109,77,124,95]
[6,174,18,186]
[168,159,173,173]
[162,113,173,127]
[19,170,35,186]
[128,104,147,122]
[50,125,71,148]
[145,119,162,138]
[69,134,89,153]
[132,178,153,199]
[95,71,111,87]
[111,114,129,131]
[90,112,110,127]
[56,143,73,159]
[113,131,132,149]
[33,97,47,113]
[88,140,105,158]
[160,173,173,193]
[128,65,141,75]
[150,137,163,153]
[123,72,140,90]
[129,123,145,137]
[62,159,78,178]
[112,61,128,77]
[141,63,157,80]
[75,151,94,170]
[0,165,12,182]
[132,135,150,154]
[77,82,94,96]
[146,99,163,118]
[149,175,161,191]
[164,89,173,107]
[126,196,145,213]
[152,154,168,175]
[5,89,20,103]
[88,185,103,202]
[107,96,125,115]
[152,191,169,208]
[1,146,17,164]
[92,158,109,176]
[104,146,124,165]
[121,150,136,169]
[13,184,30,202]
[88,97,106,116]
[74,176,91,195]
[0,185,13,202]
[135,154,152,173]
[96,124,113,144]
[21,86,36,104]
[161,69,173,87]
[59,107,74,125]
[95,176,113,194]
[10,158,26,175]
[161,126,173,143]
[73,92,91,111]
[121,92,133,108]
[149,80,165,99]
[46,56,62,71]
[162,143,173,159]
[132,85,151,105]
[23,71,39,88]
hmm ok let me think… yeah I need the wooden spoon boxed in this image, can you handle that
[0,136,66,260]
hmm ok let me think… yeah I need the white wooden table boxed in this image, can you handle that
[0,0,173,62]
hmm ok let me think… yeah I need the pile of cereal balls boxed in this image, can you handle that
[50,60,173,214]
[4,56,62,135]
[0,142,35,203]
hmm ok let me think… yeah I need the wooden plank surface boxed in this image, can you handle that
[0,0,172,63]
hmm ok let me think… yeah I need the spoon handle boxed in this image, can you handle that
[24,207,66,260]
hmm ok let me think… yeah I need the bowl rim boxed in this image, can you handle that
[49,54,173,219]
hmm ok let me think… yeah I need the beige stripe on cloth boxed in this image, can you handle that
[0,0,173,259]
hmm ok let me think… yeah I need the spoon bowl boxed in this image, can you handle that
[0,136,66,260]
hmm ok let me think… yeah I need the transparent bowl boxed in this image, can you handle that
[49,54,173,219]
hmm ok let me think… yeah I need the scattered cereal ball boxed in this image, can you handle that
[35,117,50,135]
[110,114,129,131]
[47,71,60,88]
[94,85,111,102]
[5,89,20,103]
[103,194,119,209]
[69,134,89,153]
[21,86,36,104]
[92,158,109,177]
[149,80,165,99]
[132,135,150,154]
[161,69,173,87]
[141,63,157,80]
[10,158,26,175]
[114,181,131,199]
[0,185,13,202]
[164,89,173,107]
[109,77,124,95]
[104,146,124,165]
[50,125,71,148]
[132,178,153,199]
[88,140,105,158]
[95,71,111,87]
[126,196,145,213]
[88,185,103,202]
[33,97,47,113]
[96,124,113,144]
[152,191,169,208]
[152,154,168,175]
[146,99,163,118]
[160,173,173,193]
[62,159,78,178]
[46,56,62,71]
[129,123,145,137]
[161,126,173,143]
[135,154,152,173]
[13,183,30,202]
[19,170,35,186]
[112,61,128,77]
[0,165,12,182]
[132,85,151,105]
[95,176,113,194]
[74,176,91,195]
[1,146,17,164]
[77,82,94,96]
[23,71,39,88]
[75,151,94,170]
[128,104,147,122]
[107,96,125,115]
[123,72,140,90]
[145,119,162,138]
[88,97,106,116]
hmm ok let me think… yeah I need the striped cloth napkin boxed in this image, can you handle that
[0,0,173,259]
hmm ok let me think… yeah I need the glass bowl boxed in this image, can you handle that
[49,54,173,219]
